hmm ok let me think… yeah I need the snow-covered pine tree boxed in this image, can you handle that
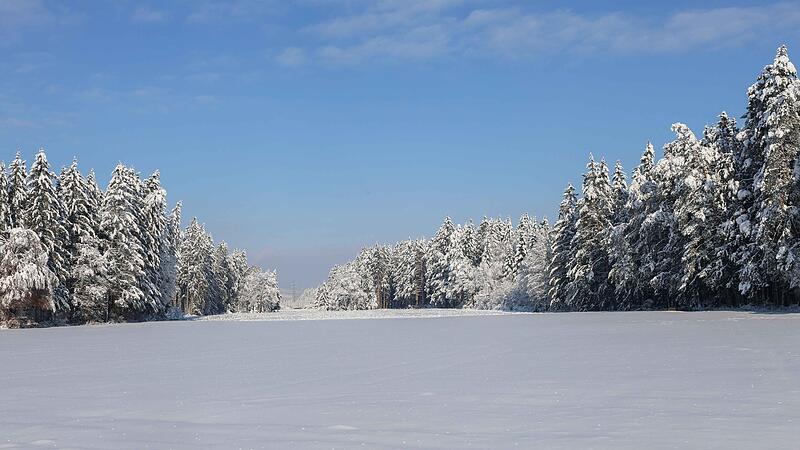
[547,185,578,309]
[8,152,27,228]
[23,149,71,314]
[238,268,281,312]
[475,216,490,266]
[518,219,552,311]
[566,155,615,310]
[365,245,392,309]
[227,248,249,311]
[314,262,372,310]
[461,220,480,267]
[210,242,234,313]
[85,169,104,224]
[411,239,428,307]
[609,143,657,310]
[0,228,57,326]
[736,45,800,304]
[0,162,12,233]
[611,161,629,225]
[176,218,214,315]
[140,171,168,313]
[58,159,97,245]
[100,164,147,319]
[71,233,111,323]
[699,113,741,305]
[669,123,733,307]
[447,225,478,307]
[505,228,526,281]
[426,217,455,307]
[157,201,182,310]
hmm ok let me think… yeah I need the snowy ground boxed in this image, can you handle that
[1,310,799,449]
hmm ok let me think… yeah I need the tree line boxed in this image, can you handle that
[313,46,800,311]
[0,152,280,327]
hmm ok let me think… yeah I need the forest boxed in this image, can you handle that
[0,152,280,328]
[313,46,800,312]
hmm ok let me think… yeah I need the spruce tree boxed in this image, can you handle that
[567,156,615,310]
[426,217,455,307]
[176,218,213,315]
[611,161,629,225]
[609,143,657,309]
[24,149,71,313]
[736,45,800,303]
[547,184,577,309]
[0,162,12,233]
[160,202,182,310]
[100,164,147,319]
[71,233,111,322]
[141,171,168,313]
[8,152,27,228]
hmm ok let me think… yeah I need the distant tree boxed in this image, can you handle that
[238,268,281,313]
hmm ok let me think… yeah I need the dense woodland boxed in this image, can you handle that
[313,46,800,312]
[0,153,280,328]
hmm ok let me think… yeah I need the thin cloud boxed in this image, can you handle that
[0,117,38,128]
[275,47,308,67]
[277,1,800,66]
[132,6,167,23]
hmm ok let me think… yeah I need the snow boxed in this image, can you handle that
[2,310,800,449]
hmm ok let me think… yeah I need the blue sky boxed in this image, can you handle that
[1,0,799,290]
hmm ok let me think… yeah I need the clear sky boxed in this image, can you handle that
[1,0,799,291]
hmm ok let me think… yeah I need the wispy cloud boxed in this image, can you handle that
[0,0,82,45]
[274,47,308,67]
[132,6,167,23]
[0,0,53,43]
[186,0,277,24]
[275,1,800,65]
[0,117,39,129]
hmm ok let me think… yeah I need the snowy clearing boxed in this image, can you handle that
[2,311,799,449]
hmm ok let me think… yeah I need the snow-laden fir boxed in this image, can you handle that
[313,46,800,312]
[0,152,280,328]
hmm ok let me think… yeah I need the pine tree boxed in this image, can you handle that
[518,220,552,311]
[24,149,71,313]
[141,171,168,313]
[567,156,615,310]
[85,169,103,219]
[160,202,182,310]
[611,161,629,225]
[548,184,577,309]
[210,241,234,313]
[0,228,57,326]
[71,233,111,322]
[426,217,455,307]
[447,225,478,307]
[58,159,97,244]
[0,162,12,233]
[700,113,741,305]
[8,152,27,228]
[176,218,213,315]
[736,45,800,303]
[100,164,146,319]
[609,143,657,309]
[227,248,249,311]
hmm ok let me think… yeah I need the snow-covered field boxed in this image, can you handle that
[2,310,799,449]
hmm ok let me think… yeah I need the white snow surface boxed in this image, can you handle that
[1,310,799,449]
